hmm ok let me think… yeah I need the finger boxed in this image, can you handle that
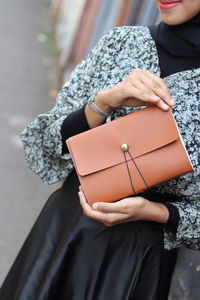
[124,84,170,110]
[92,199,131,214]
[102,213,131,226]
[124,83,160,102]
[130,77,158,99]
[79,194,109,220]
[130,69,174,107]
[79,191,113,217]
[79,191,92,212]
[79,193,138,226]
[140,70,174,106]
[128,78,170,110]
[79,192,130,224]
[91,212,127,226]
[92,201,122,213]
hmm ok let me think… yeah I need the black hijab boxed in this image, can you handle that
[149,13,200,57]
[149,13,200,77]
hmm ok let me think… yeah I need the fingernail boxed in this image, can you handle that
[170,98,175,105]
[163,103,169,110]
[92,203,98,210]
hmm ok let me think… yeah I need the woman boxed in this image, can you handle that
[0,0,199,299]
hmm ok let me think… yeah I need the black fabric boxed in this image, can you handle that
[149,13,200,57]
[149,14,200,78]
[0,170,177,300]
[151,43,200,78]
[137,189,180,233]
[61,106,90,154]
[163,203,180,234]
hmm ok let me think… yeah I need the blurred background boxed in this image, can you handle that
[0,0,199,298]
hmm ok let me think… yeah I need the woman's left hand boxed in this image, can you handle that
[78,191,169,226]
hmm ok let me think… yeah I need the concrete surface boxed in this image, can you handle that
[169,248,200,299]
[0,0,58,285]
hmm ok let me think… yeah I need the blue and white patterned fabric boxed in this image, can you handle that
[21,26,200,250]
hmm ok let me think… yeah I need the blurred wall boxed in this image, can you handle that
[50,0,159,84]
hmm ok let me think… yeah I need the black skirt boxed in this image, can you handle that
[0,170,177,300]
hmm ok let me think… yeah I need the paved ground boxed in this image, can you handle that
[0,0,58,285]
[0,0,199,298]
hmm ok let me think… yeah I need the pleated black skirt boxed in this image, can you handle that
[0,170,177,300]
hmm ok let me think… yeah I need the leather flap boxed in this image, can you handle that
[67,106,179,176]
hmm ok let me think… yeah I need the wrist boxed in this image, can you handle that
[142,200,169,224]
[95,91,114,114]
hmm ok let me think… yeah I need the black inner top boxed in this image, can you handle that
[151,42,200,78]
[149,13,200,57]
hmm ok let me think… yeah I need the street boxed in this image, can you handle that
[0,0,58,284]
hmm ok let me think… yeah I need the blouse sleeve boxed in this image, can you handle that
[164,199,200,250]
[20,28,123,184]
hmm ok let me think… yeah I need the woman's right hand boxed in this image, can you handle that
[95,69,175,112]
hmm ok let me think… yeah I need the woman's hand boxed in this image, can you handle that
[95,69,175,113]
[85,69,175,128]
[79,191,169,226]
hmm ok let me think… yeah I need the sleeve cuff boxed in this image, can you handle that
[137,189,180,233]
[61,106,90,154]
[162,202,180,233]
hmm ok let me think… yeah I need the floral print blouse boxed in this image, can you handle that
[20,26,200,251]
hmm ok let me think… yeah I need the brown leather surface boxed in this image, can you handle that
[67,106,194,205]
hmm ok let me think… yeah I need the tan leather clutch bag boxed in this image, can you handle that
[67,106,194,205]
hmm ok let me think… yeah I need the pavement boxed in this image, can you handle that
[0,0,58,286]
[0,0,199,298]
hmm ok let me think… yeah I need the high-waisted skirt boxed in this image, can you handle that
[0,170,177,300]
